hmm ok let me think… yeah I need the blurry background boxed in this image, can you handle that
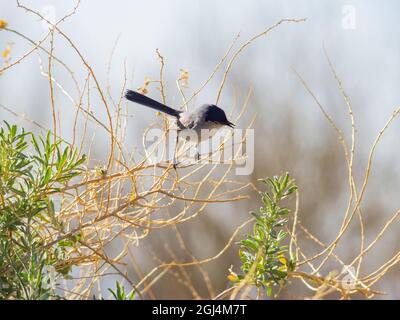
[1,0,400,299]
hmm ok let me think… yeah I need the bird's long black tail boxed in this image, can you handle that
[125,90,181,118]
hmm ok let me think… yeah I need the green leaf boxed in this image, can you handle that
[233,173,297,297]
[0,122,86,299]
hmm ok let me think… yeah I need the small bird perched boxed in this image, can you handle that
[124,90,234,165]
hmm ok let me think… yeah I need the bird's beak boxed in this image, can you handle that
[226,121,235,128]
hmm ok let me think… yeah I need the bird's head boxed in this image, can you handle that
[205,105,235,128]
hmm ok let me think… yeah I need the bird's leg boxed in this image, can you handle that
[173,130,179,169]
[194,144,200,162]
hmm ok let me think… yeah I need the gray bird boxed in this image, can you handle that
[125,90,234,165]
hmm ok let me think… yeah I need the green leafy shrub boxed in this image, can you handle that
[0,122,86,299]
[108,281,135,300]
[230,173,297,296]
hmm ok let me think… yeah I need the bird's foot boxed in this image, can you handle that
[172,158,179,169]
